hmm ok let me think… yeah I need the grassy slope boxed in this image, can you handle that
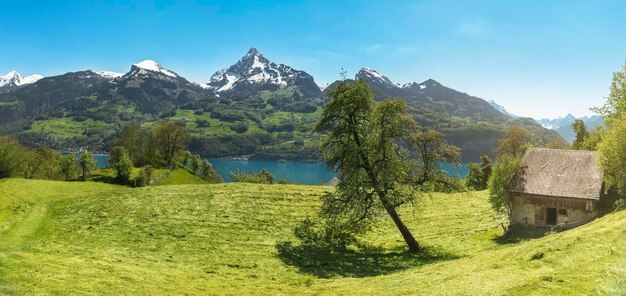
[153,167,209,186]
[0,179,624,295]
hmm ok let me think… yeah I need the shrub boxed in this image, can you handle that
[0,136,26,179]
[488,155,523,229]
[136,165,154,187]
[230,169,275,184]
[230,121,249,134]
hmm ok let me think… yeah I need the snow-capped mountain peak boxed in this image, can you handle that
[132,60,177,78]
[356,67,399,87]
[537,113,578,129]
[0,71,44,93]
[206,48,320,98]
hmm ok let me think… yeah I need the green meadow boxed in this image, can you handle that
[0,178,624,295]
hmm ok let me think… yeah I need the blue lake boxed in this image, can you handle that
[95,155,468,185]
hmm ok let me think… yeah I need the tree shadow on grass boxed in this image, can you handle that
[492,225,547,245]
[275,242,459,278]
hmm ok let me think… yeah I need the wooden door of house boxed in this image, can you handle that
[546,208,557,225]
[535,206,546,226]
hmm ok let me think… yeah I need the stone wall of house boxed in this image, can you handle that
[510,193,599,229]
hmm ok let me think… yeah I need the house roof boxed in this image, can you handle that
[509,148,603,200]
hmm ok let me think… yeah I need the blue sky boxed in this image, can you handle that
[1,0,625,119]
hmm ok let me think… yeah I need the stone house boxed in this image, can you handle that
[509,148,605,229]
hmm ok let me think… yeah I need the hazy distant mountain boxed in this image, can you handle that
[537,114,604,143]
[536,114,578,130]
[488,100,518,118]
[0,71,43,94]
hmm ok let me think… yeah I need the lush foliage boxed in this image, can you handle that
[495,126,528,158]
[154,120,191,166]
[597,61,626,197]
[58,154,78,181]
[78,151,96,181]
[468,155,493,190]
[0,136,25,178]
[136,165,154,187]
[488,155,522,228]
[313,80,461,252]
[231,169,274,184]
[201,160,223,183]
[114,120,190,168]
[110,146,133,183]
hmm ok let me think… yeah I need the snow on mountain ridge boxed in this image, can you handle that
[93,71,124,79]
[357,67,400,87]
[0,71,44,88]
[207,48,303,93]
[133,60,177,78]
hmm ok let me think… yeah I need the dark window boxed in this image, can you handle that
[559,208,568,216]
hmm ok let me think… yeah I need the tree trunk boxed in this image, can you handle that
[350,126,420,253]
[380,195,421,253]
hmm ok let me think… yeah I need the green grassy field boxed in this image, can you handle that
[0,179,624,295]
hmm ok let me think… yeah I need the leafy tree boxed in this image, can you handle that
[496,126,528,158]
[114,122,142,164]
[79,152,96,181]
[59,154,78,181]
[597,61,626,196]
[314,80,433,253]
[154,121,190,167]
[480,155,492,188]
[21,147,61,180]
[191,154,202,175]
[201,160,222,183]
[109,146,125,168]
[182,151,192,167]
[409,127,461,190]
[488,155,522,231]
[21,149,45,179]
[595,61,626,120]
[571,119,590,150]
[466,155,492,190]
[0,136,25,179]
[467,163,482,190]
[110,146,133,183]
[581,129,602,151]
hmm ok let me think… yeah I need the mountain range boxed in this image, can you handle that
[0,48,563,162]
[487,100,603,143]
[536,114,603,143]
